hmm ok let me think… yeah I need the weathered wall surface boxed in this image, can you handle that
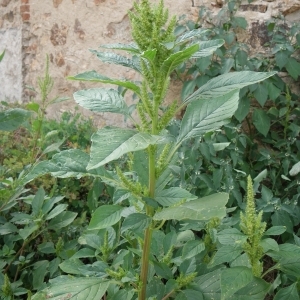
[1,0,300,126]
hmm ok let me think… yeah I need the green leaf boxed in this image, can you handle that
[48,211,77,231]
[88,205,123,230]
[161,44,199,74]
[274,283,299,300]
[155,187,197,206]
[217,228,247,245]
[68,71,141,94]
[182,240,205,260]
[73,88,129,115]
[176,28,210,44]
[32,276,110,299]
[153,261,173,279]
[0,50,5,62]
[220,58,234,74]
[100,42,139,53]
[289,161,300,176]
[121,213,151,234]
[192,40,224,58]
[59,259,85,275]
[260,238,279,253]
[227,277,270,300]
[178,90,240,142]
[88,128,169,170]
[19,224,39,240]
[276,253,300,277]
[264,226,286,236]
[275,50,289,69]
[46,204,68,220]
[0,222,18,235]
[286,57,300,80]
[234,96,250,122]
[208,245,243,268]
[213,143,230,151]
[70,248,95,259]
[184,71,276,105]
[32,260,49,290]
[221,267,253,300]
[196,269,222,300]
[32,188,45,216]
[153,192,228,221]
[176,289,204,300]
[233,17,248,29]
[91,50,141,73]
[253,83,268,107]
[252,109,270,136]
[0,108,31,131]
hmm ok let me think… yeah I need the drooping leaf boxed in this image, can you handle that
[221,267,253,300]
[91,50,141,73]
[88,205,123,230]
[192,40,224,58]
[178,90,239,143]
[155,187,197,206]
[68,71,141,94]
[32,276,110,300]
[183,71,276,104]
[100,42,140,53]
[252,109,270,137]
[0,108,31,131]
[153,193,228,221]
[88,127,170,170]
[161,44,199,75]
[73,88,129,115]
[176,28,210,44]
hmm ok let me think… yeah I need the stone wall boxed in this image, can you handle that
[1,0,299,126]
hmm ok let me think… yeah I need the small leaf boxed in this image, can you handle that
[274,283,300,300]
[253,83,268,107]
[100,42,139,53]
[289,161,300,176]
[208,245,243,268]
[46,204,68,220]
[217,228,247,245]
[32,188,45,216]
[253,109,270,136]
[155,187,197,206]
[260,238,279,252]
[234,96,250,122]
[192,39,224,58]
[275,50,289,69]
[0,108,31,131]
[182,240,205,260]
[48,211,77,231]
[88,205,123,230]
[0,50,5,62]
[153,193,228,221]
[285,57,300,80]
[121,213,151,234]
[221,267,253,300]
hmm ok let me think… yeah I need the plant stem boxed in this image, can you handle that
[162,289,175,300]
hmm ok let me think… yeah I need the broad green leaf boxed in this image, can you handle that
[182,240,205,260]
[253,83,268,107]
[208,245,243,268]
[91,49,141,73]
[289,161,300,176]
[161,44,199,75]
[0,222,18,235]
[264,226,286,236]
[196,269,222,300]
[271,210,293,233]
[153,192,228,221]
[253,109,270,136]
[132,150,149,186]
[260,238,279,253]
[32,260,49,290]
[153,261,173,279]
[121,213,151,234]
[48,211,77,231]
[220,58,235,74]
[73,88,129,115]
[88,205,123,230]
[70,248,95,259]
[59,259,85,275]
[176,289,204,300]
[221,267,253,300]
[0,108,31,131]
[286,57,300,80]
[178,90,239,142]
[275,50,289,69]
[276,253,300,277]
[192,40,224,58]
[234,96,250,122]
[46,204,68,220]
[274,283,299,300]
[155,187,197,206]
[217,228,247,245]
[88,128,169,170]
[183,71,276,104]
[68,70,141,94]
[100,42,139,53]
[227,277,270,300]
[213,143,230,152]
[32,276,110,299]
[19,224,39,240]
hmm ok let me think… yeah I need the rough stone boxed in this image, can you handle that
[74,19,85,40]
[249,21,270,48]
[50,23,68,46]
[1,0,11,7]
[53,0,63,8]
[240,4,268,13]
